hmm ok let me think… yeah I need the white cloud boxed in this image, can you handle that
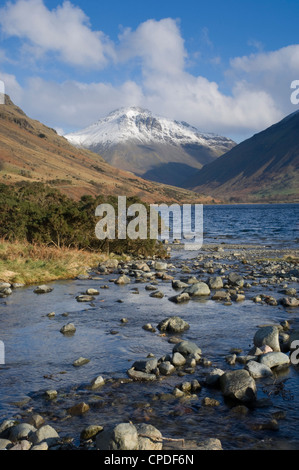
[0,0,114,67]
[1,5,298,141]
[117,18,186,77]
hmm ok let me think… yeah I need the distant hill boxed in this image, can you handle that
[65,107,235,187]
[0,96,215,204]
[186,111,299,203]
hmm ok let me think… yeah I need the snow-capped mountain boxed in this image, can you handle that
[65,107,236,187]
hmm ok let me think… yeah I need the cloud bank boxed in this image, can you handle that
[0,0,298,141]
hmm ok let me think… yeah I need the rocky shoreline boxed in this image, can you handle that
[0,242,298,451]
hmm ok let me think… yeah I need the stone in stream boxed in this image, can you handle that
[68,402,90,416]
[80,425,103,441]
[44,390,58,400]
[29,425,59,446]
[253,326,281,352]
[76,294,95,302]
[280,297,299,307]
[245,360,273,379]
[9,423,36,442]
[60,323,76,335]
[149,290,164,298]
[172,280,189,289]
[157,316,190,334]
[0,287,12,298]
[127,368,157,381]
[219,369,257,403]
[182,282,210,297]
[115,274,131,285]
[89,375,105,390]
[227,273,244,288]
[259,352,290,369]
[172,352,186,367]
[33,285,53,294]
[73,357,90,367]
[85,288,99,295]
[0,439,12,450]
[208,276,224,290]
[158,361,175,376]
[211,290,230,301]
[173,340,202,357]
[154,261,168,271]
[168,292,190,303]
[136,424,163,450]
[96,422,162,451]
[132,357,158,374]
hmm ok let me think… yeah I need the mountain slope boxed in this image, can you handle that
[0,96,215,204]
[186,111,299,203]
[65,107,235,187]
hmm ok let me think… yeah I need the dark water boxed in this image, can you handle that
[167,203,299,249]
[203,204,299,248]
[0,203,298,450]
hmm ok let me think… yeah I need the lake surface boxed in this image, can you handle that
[0,203,298,450]
[165,203,299,249]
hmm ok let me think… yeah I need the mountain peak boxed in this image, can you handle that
[65,107,234,150]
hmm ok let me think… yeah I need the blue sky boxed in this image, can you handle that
[0,0,299,142]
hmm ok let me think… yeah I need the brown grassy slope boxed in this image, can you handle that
[187,111,299,203]
[0,95,216,204]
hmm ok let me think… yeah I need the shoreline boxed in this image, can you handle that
[0,241,298,450]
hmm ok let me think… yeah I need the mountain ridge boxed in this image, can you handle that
[0,96,216,204]
[186,110,299,203]
[65,107,236,187]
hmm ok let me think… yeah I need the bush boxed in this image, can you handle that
[0,182,166,257]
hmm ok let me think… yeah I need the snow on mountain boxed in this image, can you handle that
[65,107,233,149]
[64,107,236,188]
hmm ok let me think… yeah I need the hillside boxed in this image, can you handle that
[0,96,215,204]
[65,107,235,187]
[186,111,299,203]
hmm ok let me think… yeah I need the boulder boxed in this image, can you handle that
[254,326,281,352]
[33,285,53,294]
[154,261,168,271]
[136,424,163,450]
[208,276,224,290]
[259,352,290,369]
[173,340,202,357]
[219,369,257,403]
[115,275,131,285]
[158,361,175,375]
[9,423,36,442]
[29,425,59,446]
[157,316,190,334]
[110,423,139,450]
[183,282,210,297]
[127,368,157,381]
[227,273,244,288]
[132,357,158,374]
[172,352,186,367]
[80,425,103,441]
[280,297,299,307]
[60,323,76,335]
[168,293,190,303]
[245,360,273,379]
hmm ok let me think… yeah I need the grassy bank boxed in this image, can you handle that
[0,239,116,285]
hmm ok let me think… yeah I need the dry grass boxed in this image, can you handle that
[0,239,112,285]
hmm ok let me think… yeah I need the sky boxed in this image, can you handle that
[0,0,299,142]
